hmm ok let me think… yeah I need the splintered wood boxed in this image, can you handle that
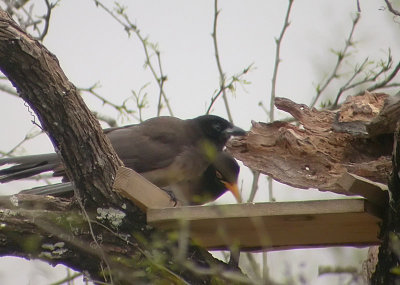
[228,92,395,205]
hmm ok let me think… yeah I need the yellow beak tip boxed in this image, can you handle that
[225,182,242,203]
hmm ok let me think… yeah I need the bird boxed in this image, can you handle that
[19,151,241,205]
[0,115,245,204]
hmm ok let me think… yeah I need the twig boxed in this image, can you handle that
[267,176,275,202]
[270,0,294,122]
[310,12,361,108]
[262,252,269,284]
[130,84,150,123]
[0,83,18,96]
[333,52,400,107]
[363,61,400,94]
[92,112,117,127]
[7,0,59,41]
[206,64,253,115]
[93,1,173,117]
[0,128,43,157]
[35,0,59,41]
[211,0,233,123]
[247,170,260,203]
[79,83,140,121]
[384,0,400,16]
[75,194,114,285]
[245,252,262,282]
[332,57,369,107]
[155,51,167,116]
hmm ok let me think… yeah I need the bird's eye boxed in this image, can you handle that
[216,171,223,180]
[212,123,222,132]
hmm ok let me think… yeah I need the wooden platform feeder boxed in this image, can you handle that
[113,167,384,251]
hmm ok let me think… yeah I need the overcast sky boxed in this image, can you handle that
[0,0,398,284]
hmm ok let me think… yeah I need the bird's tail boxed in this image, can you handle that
[0,153,62,183]
[19,182,74,198]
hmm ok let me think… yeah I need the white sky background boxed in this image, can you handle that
[0,0,399,284]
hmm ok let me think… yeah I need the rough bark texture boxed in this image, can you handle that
[0,9,244,284]
[228,93,394,196]
[370,128,400,285]
[0,9,122,206]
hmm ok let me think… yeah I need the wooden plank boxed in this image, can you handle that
[337,172,388,206]
[112,166,179,211]
[147,199,382,251]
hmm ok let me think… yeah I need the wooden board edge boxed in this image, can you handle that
[147,198,383,224]
[113,166,179,212]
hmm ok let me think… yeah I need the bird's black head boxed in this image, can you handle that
[201,152,241,203]
[191,115,246,149]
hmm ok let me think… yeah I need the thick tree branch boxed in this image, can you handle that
[0,9,122,206]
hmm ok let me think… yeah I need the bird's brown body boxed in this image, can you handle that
[1,115,245,204]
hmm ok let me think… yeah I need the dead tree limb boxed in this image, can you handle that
[228,92,396,199]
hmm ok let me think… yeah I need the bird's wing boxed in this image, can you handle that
[105,117,199,173]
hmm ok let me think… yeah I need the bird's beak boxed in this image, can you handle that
[223,181,242,203]
[224,126,246,136]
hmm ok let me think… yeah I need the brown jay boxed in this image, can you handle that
[0,115,245,204]
[170,151,241,205]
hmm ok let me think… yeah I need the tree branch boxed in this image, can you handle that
[0,9,246,283]
[211,0,233,123]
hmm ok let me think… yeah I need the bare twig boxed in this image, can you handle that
[206,64,253,115]
[310,12,361,108]
[333,51,400,107]
[92,112,117,127]
[4,0,58,41]
[262,252,269,284]
[79,83,140,122]
[211,0,233,123]
[270,0,294,122]
[93,1,173,117]
[362,61,400,94]
[332,57,370,107]
[35,0,59,41]
[245,252,262,283]
[0,128,43,157]
[247,170,260,203]
[247,2,295,282]
[384,0,400,16]
[155,50,167,116]
[0,82,18,96]
[75,194,114,285]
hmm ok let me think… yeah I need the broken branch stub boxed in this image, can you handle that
[228,92,393,200]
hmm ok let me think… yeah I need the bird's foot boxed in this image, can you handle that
[228,249,240,269]
[162,188,178,207]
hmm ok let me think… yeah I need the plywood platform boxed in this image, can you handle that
[147,199,382,251]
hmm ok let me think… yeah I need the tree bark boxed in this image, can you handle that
[228,93,394,197]
[0,9,245,284]
[370,126,400,284]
